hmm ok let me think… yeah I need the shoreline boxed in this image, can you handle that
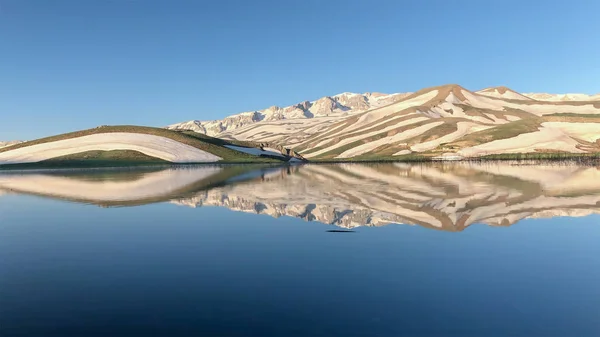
[0,161,296,173]
[310,153,600,164]
[1,154,599,172]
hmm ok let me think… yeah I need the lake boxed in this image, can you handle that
[1,162,599,336]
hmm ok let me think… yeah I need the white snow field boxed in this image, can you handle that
[224,145,285,158]
[0,133,222,164]
[541,122,600,142]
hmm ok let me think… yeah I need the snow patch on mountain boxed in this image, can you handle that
[224,145,285,158]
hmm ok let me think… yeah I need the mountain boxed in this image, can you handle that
[2,163,599,232]
[0,141,22,148]
[523,92,600,101]
[296,84,600,159]
[0,125,302,168]
[476,86,533,101]
[168,84,600,160]
[167,92,411,137]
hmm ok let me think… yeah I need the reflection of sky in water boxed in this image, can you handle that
[1,194,599,336]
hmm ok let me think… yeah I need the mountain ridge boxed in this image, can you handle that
[168,84,600,160]
[169,85,600,138]
[167,91,412,136]
[524,92,600,101]
[0,141,22,149]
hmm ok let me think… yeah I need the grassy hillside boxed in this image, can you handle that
[0,150,169,170]
[0,125,288,168]
[444,119,542,149]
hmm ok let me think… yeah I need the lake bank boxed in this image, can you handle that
[2,152,600,171]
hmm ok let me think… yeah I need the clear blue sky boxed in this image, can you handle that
[1,0,599,140]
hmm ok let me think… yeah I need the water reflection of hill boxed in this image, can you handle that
[1,163,600,230]
[0,166,272,207]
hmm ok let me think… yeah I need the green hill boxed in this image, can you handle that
[0,125,302,169]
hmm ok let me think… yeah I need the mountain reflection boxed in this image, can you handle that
[1,162,600,231]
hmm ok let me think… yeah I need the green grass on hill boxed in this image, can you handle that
[447,119,542,149]
[0,125,283,166]
[543,113,600,123]
[309,151,600,164]
[49,150,167,162]
[311,153,432,163]
[473,152,600,161]
[405,123,457,146]
[178,131,259,148]
[546,113,600,118]
[0,150,170,170]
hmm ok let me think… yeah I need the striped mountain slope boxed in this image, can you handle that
[171,84,600,160]
[167,85,600,160]
[293,85,600,159]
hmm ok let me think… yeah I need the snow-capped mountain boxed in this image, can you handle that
[167,92,411,137]
[167,84,600,160]
[0,141,22,149]
[523,92,600,101]
[211,85,600,158]
[475,87,600,102]
[476,86,533,100]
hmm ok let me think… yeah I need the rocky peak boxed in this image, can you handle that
[167,120,207,134]
[263,106,285,121]
[296,100,312,110]
[310,96,343,116]
[334,93,369,111]
[365,92,386,98]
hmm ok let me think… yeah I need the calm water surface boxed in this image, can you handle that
[1,163,599,336]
